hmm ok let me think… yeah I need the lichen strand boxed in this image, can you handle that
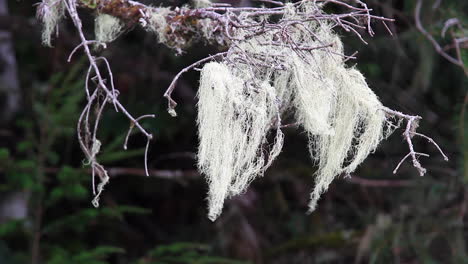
[197,2,394,220]
[197,62,284,221]
[37,0,66,46]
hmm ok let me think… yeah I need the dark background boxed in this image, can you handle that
[0,0,467,263]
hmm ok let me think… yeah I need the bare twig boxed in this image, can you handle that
[412,132,449,161]
[67,40,101,62]
[392,152,430,175]
[382,107,448,176]
[346,175,415,187]
[123,114,156,150]
[63,0,154,205]
[163,52,228,116]
[414,0,467,76]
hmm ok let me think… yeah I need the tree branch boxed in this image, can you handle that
[414,0,467,76]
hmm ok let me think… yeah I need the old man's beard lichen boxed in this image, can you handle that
[197,19,392,220]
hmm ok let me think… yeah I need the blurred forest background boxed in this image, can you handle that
[0,0,467,263]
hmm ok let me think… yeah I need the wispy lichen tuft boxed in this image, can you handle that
[146,8,173,44]
[95,14,124,43]
[197,62,284,221]
[37,0,66,46]
[197,2,395,220]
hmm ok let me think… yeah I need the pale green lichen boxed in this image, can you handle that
[95,14,124,43]
[197,2,394,220]
[37,0,66,46]
[197,62,284,221]
[278,10,390,212]
[146,8,172,44]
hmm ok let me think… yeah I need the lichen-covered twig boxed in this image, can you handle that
[63,0,155,206]
[59,0,394,115]
[36,0,448,217]
[382,107,449,176]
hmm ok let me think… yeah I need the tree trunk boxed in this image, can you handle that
[0,0,20,123]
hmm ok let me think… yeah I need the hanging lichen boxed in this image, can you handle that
[32,0,447,224]
[282,24,391,212]
[95,14,124,43]
[197,2,395,220]
[37,0,66,46]
[145,7,172,44]
[197,62,284,221]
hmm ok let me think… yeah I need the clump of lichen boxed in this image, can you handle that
[197,2,395,220]
[146,7,202,53]
[146,7,172,44]
[145,6,226,54]
[198,62,284,221]
[95,14,124,43]
[37,0,66,46]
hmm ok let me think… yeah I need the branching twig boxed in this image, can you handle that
[63,0,154,206]
[382,107,448,176]
[69,0,394,114]
[414,0,467,76]
[123,114,156,150]
[164,52,228,116]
